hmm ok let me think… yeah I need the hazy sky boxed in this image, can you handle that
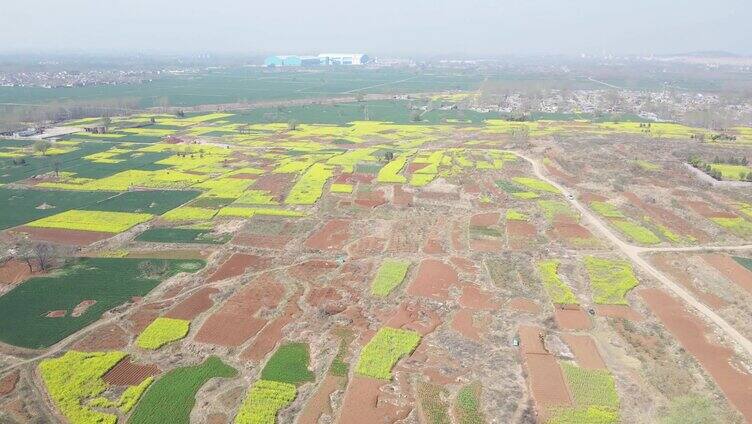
[2,0,750,56]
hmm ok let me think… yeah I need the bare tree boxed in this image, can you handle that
[17,241,58,272]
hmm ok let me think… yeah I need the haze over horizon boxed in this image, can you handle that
[1,0,750,57]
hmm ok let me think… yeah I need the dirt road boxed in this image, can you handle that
[517,153,752,357]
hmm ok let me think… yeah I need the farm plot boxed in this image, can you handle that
[135,227,230,244]
[584,257,639,305]
[547,363,620,424]
[26,209,153,233]
[371,260,411,297]
[0,258,204,348]
[136,317,191,350]
[128,356,237,424]
[0,188,115,230]
[355,327,421,380]
[82,190,200,214]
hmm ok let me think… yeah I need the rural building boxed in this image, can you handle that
[318,53,369,65]
[264,53,370,67]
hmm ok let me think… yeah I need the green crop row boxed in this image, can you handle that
[260,343,315,385]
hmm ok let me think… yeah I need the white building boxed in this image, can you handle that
[317,53,370,65]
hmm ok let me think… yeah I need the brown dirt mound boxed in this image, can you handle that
[45,310,66,318]
[507,297,540,314]
[13,226,112,246]
[470,212,500,227]
[0,260,33,285]
[207,254,271,283]
[241,293,302,361]
[0,370,19,396]
[71,300,96,317]
[103,357,161,386]
[304,219,351,250]
[407,259,458,301]
[232,234,292,250]
[297,374,346,424]
[639,288,752,421]
[194,276,284,347]
[562,334,606,369]
[701,253,752,295]
[553,305,591,330]
[595,304,642,321]
[165,287,219,320]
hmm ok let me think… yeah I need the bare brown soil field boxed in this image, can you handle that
[0,370,19,396]
[103,357,161,386]
[288,259,338,282]
[459,285,498,310]
[469,237,503,252]
[519,325,572,419]
[392,185,413,206]
[701,253,752,294]
[562,334,606,369]
[651,254,727,309]
[507,297,541,314]
[165,287,219,320]
[407,259,458,301]
[338,376,411,423]
[639,288,752,421]
[384,301,441,336]
[354,189,386,208]
[685,200,737,219]
[304,219,351,250]
[298,374,345,424]
[595,305,643,321]
[0,260,34,285]
[449,256,477,273]
[45,310,66,318]
[452,308,482,340]
[13,226,112,245]
[72,323,129,351]
[507,220,536,249]
[206,253,271,283]
[71,300,96,317]
[347,236,386,258]
[553,305,591,330]
[241,293,302,361]
[194,275,284,347]
[470,212,500,227]
[422,238,444,254]
[253,173,295,199]
[232,234,292,250]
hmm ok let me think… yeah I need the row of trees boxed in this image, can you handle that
[688,156,752,181]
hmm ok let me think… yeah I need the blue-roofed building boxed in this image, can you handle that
[264,55,321,67]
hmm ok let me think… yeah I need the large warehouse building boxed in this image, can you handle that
[264,53,370,67]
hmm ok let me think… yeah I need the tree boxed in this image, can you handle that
[101,116,112,128]
[18,241,58,272]
[288,119,299,131]
[33,140,52,156]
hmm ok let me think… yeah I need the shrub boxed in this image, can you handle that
[136,317,190,350]
[355,327,421,380]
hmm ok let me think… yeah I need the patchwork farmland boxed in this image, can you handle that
[1,96,752,424]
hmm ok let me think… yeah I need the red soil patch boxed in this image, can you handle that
[562,334,606,369]
[304,219,351,250]
[288,259,338,282]
[347,236,386,259]
[507,297,541,314]
[207,253,271,283]
[392,185,413,206]
[449,256,477,273]
[452,309,482,341]
[518,325,572,417]
[165,287,219,320]
[579,192,607,203]
[306,286,342,308]
[72,323,129,351]
[355,190,386,208]
[0,260,33,285]
[71,300,96,317]
[232,234,292,250]
[103,357,161,386]
[384,301,442,336]
[422,238,444,254]
[545,163,577,184]
[595,304,643,321]
[701,253,752,295]
[298,374,345,424]
[469,237,503,252]
[651,255,727,309]
[553,305,591,330]
[45,310,66,318]
[685,200,737,219]
[407,259,458,301]
[194,276,284,347]
[338,376,411,423]
[459,285,498,310]
[128,302,165,334]
[551,221,593,241]
[507,220,536,237]
[0,370,19,396]
[241,294,302,361]
[252,173,295,199]
[639,288,752,421]
[406,162,430,173]
[13,226,112,246]
[623,192,708,241]
[470,212,500,227]
[463,182,481,194]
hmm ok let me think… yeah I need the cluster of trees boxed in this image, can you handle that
[1,241,65,273]
[688,155,752,181]
[713,155,748,165]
